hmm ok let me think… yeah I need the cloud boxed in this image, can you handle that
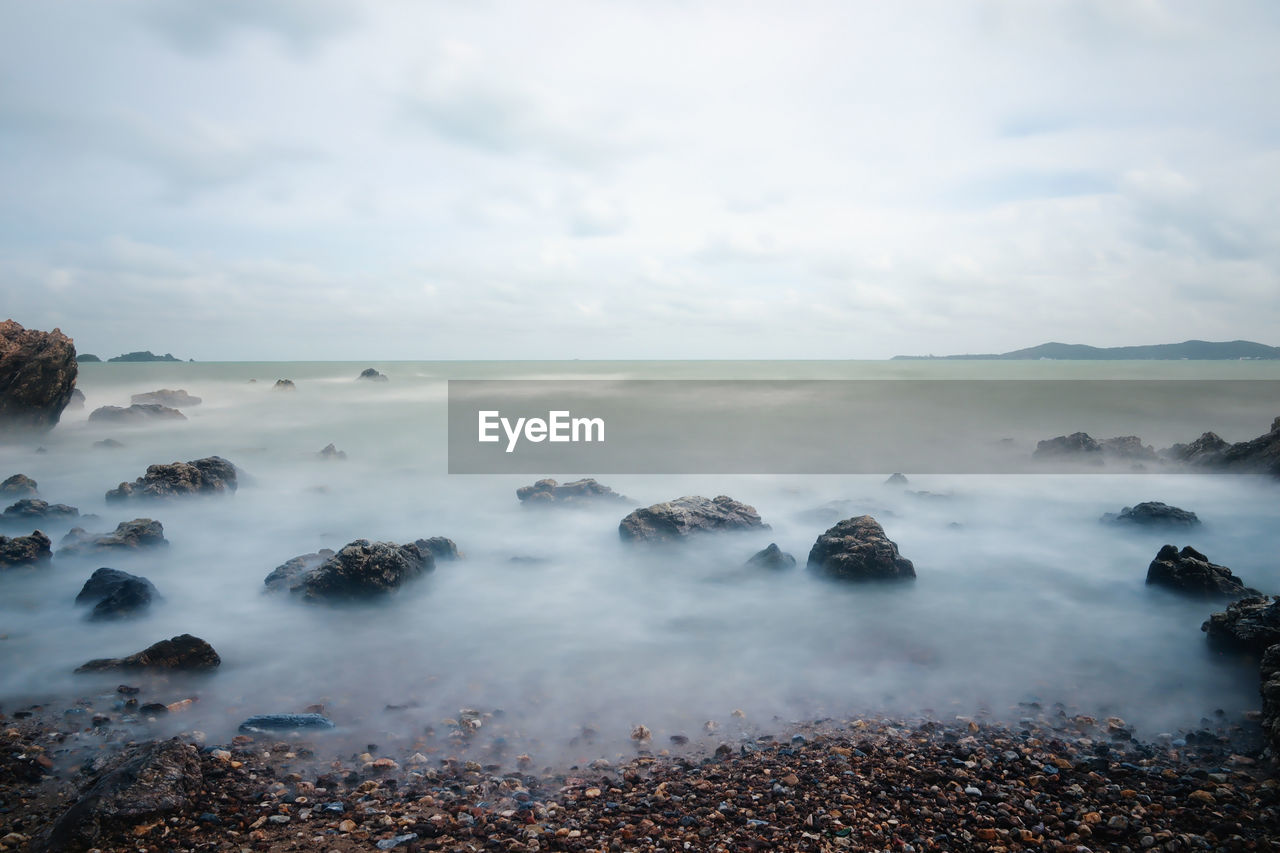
[138,0,360,56]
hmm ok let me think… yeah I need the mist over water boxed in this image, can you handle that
[2,360,1279,766]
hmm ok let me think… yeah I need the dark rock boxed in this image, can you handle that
[75,568,159,620]
[1033,432,1102,459]
[1102,501,1200,527]
[1261,645,1280,757]
[273,379,296,390]
[317,442,347,460]
[264,539,433,601]
[1099,435,1158,460]
[619,495,767,543]
[2,498,78,521]
[107,351,181,362]
[75,634,220,672]
[238,713,336,733]
[88,403,186,424]
[1146,545,1257,598]
[884,473,909,486]
[58,519,168,556]
[745,543,796,570]
[93,438,124,449]
[0,530,52,569]
[357,367,389,382]
[68,387,85,409]
[0,319,78,432]
[517,477,626,505]
[37,738,202,853]
[130,388,201,407]
[807,515,916,581]
[414,536,461,561]
[1202,596,1280,654]
[76,353,101,363]
[106,456,236,501]
[1164,431,1229,464]
[1213,416,1280,475]
[1,473,38,497]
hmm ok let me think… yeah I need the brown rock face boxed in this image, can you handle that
[75,634,220,672]
[0,320,78,432]
[807,515,916,581]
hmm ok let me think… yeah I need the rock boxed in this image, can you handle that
[238,713,335,733]
[414,536,461,561]
[0,473,38,497]
[75,568,159,620]
[88,403,186,424]
[1202,596,1280,654]
[1146,545,1257,598]
[67,387,85,409]
[0,320,78,432]
[36,738,202,853]
[1213,416,1280,475]
[273,379,296,390]
[317,442,347,460]
[130,388,201,407]
[1099,436,1158,460]
[807,515,916,581]
[75,634,220,672]
[264,539,433,601]
[1164,431,1230,464]
[884,473,909,486]
[2,498,78,521]
[1261,644,1280,757]
[93,438,124,449]
[619,495,768,543]
[1102,501,1201,527]
[106,456,237,501]
[0,530,52,569]
[1033,432,1102,459]
[357,367,389,382]
[58,519,168,556]
[517,477,627,505]
[76,353,101,363]
[745,543,796,570]
[107,351,181,362]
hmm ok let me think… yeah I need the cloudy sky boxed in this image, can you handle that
[2,1,1278,360]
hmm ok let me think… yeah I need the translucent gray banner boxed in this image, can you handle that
[447,380,1280,474]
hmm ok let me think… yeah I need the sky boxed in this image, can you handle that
[2,0,1278,360]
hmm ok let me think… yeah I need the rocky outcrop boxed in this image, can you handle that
[75,568,159,620]
[745,543,796,570]
[1033,432,1101,460]
[619,495,767,543]
[273,379,296,391]
[1261,645,1280,758]
[2,498,78,521]
[517,478,626,505]
[807,516,916,581]
[1099,436,1158,460]
[317,443,347,460]
[238,713,335,733]
[58,519,168,556]
[415,536,461,561]
[1202,596,1280,654]
[0,473,38,497]
[106,456,237,501]
[1164,431,1229,464]
[76,353,101,363]
[1102,501,1200,527]
[0,530,52,568]
[88,403,186,424]
[0,320,78,432]
[357,368,388,382]
[264,540,433,601]
[36,739,202,853]
[1146,545,1257,598]
[108,351,181,362]
[884,473,909,486]
[131,389,201,407]
[75,634,220,672]
[1214,416,1280,476]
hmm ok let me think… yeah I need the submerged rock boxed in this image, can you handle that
[1146,545,1257,598]
[357,367,388,382]
[884,473,909,486]
[68,387,85,409]
[58,519,168,556]
[0,319,78,432]
[75,568,159,620]
[317,442,347,460]
[2,498,78,521]
[265,539,433,602]
[619,495,767,543]
[263,549,334,592]
[1,473,38,497]
[36,738,202,853]
[238,713,336,733]
[1202,596,1280,654]
[130,388,202,407]
[76,634,220,672]
[88,403,186,424]
[414,536,461,561]
[106,456,237,501]
[0,530,52,569]
[745,543,796,570]
[807,515,916,581]
[1102,501,1200,527]
[273,379,296,391]
[517,477,626,505]
[93,438,124,449]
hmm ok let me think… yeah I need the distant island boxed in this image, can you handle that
[76,353,101,363]
[106,351,185,363]
[892,340,1280,361]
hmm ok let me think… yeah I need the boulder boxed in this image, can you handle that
[273,379,296,391]
[238,713,335,733]
[618,495,768,543]
[1033,432,1102,460]
[1145,545,1257,598]
[1102,501,1200,527]
[884,473,909,486]
[264,539,433,601]
[1202,596,1280,654]
[58,519,168,556]
[75,568,159,620]
[517,477,626,505]
[106,456,237,501]
[745,543,796,570]
[0,530,52,569]
[0,320,78,432]
[357,367,388,382]
[1261,645,1280,758]
[75,634,220,672]
[130,389,201,407]
[88,403,186,424]
[807,515,916,581]
[414,536,461,561]
[68,388,85,410]
[36,739,202,853]
[2,498,78,521]
[0,473,38,497]
[317,442,347,460]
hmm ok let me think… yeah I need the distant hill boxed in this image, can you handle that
[107,351,183,363]
[892,340,1280,361]
[76,353,101,363]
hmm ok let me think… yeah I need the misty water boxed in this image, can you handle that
[2,360,1279,766]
